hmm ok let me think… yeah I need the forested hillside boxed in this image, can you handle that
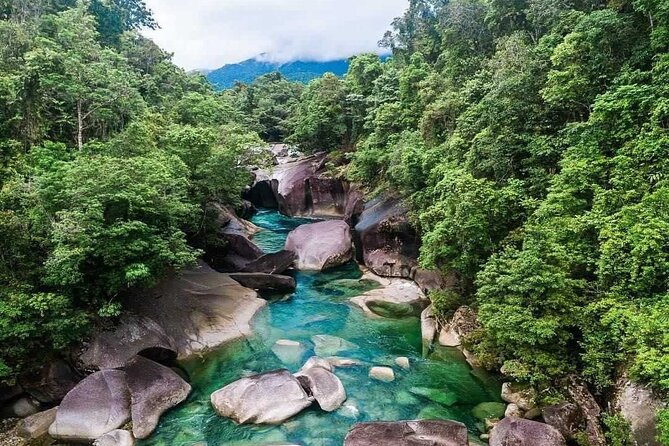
[273,0,669,442]
[0,0,265,381]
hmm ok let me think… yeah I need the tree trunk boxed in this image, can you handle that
[77,100,83,151]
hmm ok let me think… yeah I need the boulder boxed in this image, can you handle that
[369,367,395,383]
[295,364,346,412]
[0,395,40,418]
[203,203,263,272]
[271,154,358,218]
[438,306,480,348]
[94,429,135,446]
[285,220,353,270]
[241,250,296,274]
[395,357,410,370]
[344,420,469,446]
[21,359,81,404]
[421,306,437,353]
[326,357,363,368]
[81,262,266,369]
[16,406,57,441]
[49,370,131,443]
[614,377,666,446]
[565,376,606,446]
[311,335,358,357]
[501,383,537,411]
[472,402,507,422]
[299,356,333,373]
[351,270,428,319]
[413,268,455,294]
[211,370,313,425]
[505,404,523,418]
[124,356,191,439]
[354,196,420,279]
[490,417,566,446]
[245,169,278,209]
[542,403,584,441]
[228,273,296,293]
[0,384,23,405]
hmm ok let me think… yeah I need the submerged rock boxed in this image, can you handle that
[344,420,469,446]
[210,370,313,425]
[354,196,420,279]
[472,402,506,422]
[351,271,428,319]
[81,262,266,369]
[272,340,307,365]
[311,335,358,357]
[49,370,131,443]
[295,363,346,412]
[490,417,566,446]
[285,220,353,270]
[124,356,191,439]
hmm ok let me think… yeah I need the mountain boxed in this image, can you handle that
[206,58,350,90]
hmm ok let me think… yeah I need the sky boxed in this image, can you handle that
[142,0,409,71]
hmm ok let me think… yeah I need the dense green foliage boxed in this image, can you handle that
[284,0,669,418]
[0,0,262,380]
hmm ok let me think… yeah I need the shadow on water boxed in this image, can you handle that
[140,210,501,446]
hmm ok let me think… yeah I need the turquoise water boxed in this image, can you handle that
[141,209,501,446]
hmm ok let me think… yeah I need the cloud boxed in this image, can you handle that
[142,0,408,70]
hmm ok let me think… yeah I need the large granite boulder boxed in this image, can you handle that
[241,250,296,274]
[354,196,420,279]
[270,154,360,218]
[125,356,191,439]
[351,270,428,319]
[490,418,566,446]
[49,370,131,443]
[614,377,666,446]
[203,203,263,272]
[210,370,313,425]
[344,420,469,446]
[285,220,353,270]
[81,262,266,369]
[228,273,296,293]
[21,359,81,404]
[295,361,346,412]
[501,382,537,411]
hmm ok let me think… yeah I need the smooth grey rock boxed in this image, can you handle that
[285,220,353,271]
[614,378,666,446]
[351,271,427,319]
[16,406,57,440]
[81,262,266,369]
[49,370,131,443]
[272,340,307,365]
[211,370,313,425]
[369,367,395,382]
[344,420,469,446]
[241,250,296,274]
[296,365,346,412]
[1,395,40,418]
[125,356,191,439]
[94,429,135,446]
[228,272,296,293]
[490,417,566,446]
[299,356,333,373]
[395,357,410,370]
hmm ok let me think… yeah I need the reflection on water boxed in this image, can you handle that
[140,209,501,446]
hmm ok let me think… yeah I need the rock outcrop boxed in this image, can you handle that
[438,306,480,348]
[351,270,428,319]
[49,370,131,443]
[614,377,666,446]
[489,417,566,446]
[542,403,585,441]
[344,420,469,446]
[354,196,420,279]
[241,250,296,274]
[501,383,537,412]
[421,305,438,353]
[210,370,313,425]
[125,356,191,439]
[228,272,296,293]
[285,220,353,270]
[81,262,266,369]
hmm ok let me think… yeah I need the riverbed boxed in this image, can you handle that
[140,209,501,445]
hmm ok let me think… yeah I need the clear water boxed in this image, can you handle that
[140,209,501,446]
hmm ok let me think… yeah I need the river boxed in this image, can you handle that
[140,209,501,445]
